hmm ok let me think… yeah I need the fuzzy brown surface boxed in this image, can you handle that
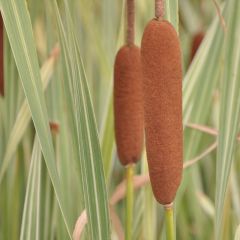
[190,32,205,62]
[114,45,144,166]
[0,15,3,96]
[141,19,183,204]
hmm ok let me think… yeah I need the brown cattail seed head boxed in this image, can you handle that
[114,45,144,166]
[141,19,183,204]
[190,31,205,62]
[0,14,4,96]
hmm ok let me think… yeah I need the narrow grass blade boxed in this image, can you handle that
[100,95,114,182]
[182,4,226,164]
[53,1,110,239]
[165,0,179,32]
[0,48,59,183]
[0,98,5,162]
[100,0,125,183]
[235,225,240,240]
[20,136,41,240]
[3,36,21,135]
[215,0,240,238]
[0,1,72,237]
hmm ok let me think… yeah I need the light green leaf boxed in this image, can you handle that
[20,136,42,240]
[52,1,110,239]
[100,97,114,182]
[165,0,178,32]
[0,48,59,183]
[235,225,240,240]
[3,35,21,135]
[0,0,72,237]
[215,0,240,238]
[183,8,225,162]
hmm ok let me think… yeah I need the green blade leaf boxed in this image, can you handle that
[52,1,110,239]
[235,225,240,240]
[215,0,240,238]
[0,1,72,238]
[183,7,225,161]
[20,136,42,240]
[0,48,59,183]
[165,0,179,32]
[100,96,114,182]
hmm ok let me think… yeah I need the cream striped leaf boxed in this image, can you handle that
[0,0,72,238]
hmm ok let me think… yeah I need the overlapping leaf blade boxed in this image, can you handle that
[235,225,240,240]
[0,0,72,237]
[215,0,240,238]
[52,1,110,239]
[165,0,179,31]
[20,136,42,240]
[0,51,58,183]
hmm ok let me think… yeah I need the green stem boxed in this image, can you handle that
[165,205,175,240]
[125,164,134,240]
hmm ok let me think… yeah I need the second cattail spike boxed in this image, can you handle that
[141,19,183,205]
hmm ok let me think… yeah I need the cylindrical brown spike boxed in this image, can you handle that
[0,14,4,96]
[141,19,183,205]
[114,45,144,166]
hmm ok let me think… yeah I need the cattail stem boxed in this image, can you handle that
[125,164,134,240]
[126,0,135,45]
[155,0,164,20]
[164,205,175,240]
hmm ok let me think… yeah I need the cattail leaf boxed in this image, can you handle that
[165,0,179,32]
[52,1,110,239]
[100,97,114,181]
[235,225,240,240]
[0,97,4,163]
[141,153,158,240]
[181,2,240,238]
[179,2,228,237]
[3,37,21,135]
[0,51,58,183]
[20,136,42,240]
[196,191,215,219]
[183,6,225,161]
[183,10,223,126]
[215,0,240,238]
[231,168,240,221]
[179,0,201,34]
[0,0,72,238]
[100,0,125,183]
[180,9,228,232]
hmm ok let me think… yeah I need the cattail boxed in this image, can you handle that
[190,31,205,62]
[114,0,143,167]
[141,19,183,205]
[114,45,143,166]
[114,1,143,238]
[0,14,4,96]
